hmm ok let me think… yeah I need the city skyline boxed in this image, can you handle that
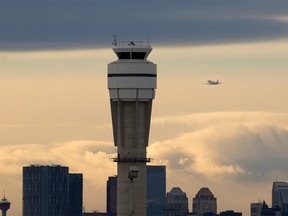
[1,1,288,215]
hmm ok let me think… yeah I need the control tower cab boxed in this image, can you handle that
[108,41,156,103]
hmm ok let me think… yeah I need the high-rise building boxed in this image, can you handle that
[107,176,117,216]
[192,187,217,215]
[69,173,83,216]
[251,202,264,216]
[272,181,288,215]
[165,187,189,216]
[147,165,166,216]
[251,201,281,216]
[23,165,74,216]
[108,38,157,216]
[0,195,11,216]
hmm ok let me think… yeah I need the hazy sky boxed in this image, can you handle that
[1,1,288,215]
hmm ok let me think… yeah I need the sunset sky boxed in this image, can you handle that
[1,1,288,215]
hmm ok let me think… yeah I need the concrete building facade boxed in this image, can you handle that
[165,187,189,216]
[192,187,217,215]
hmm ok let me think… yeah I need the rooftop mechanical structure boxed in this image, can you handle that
[108,38,157,216]
[0,195,11,216]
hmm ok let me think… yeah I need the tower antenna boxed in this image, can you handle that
[112,34,117,46]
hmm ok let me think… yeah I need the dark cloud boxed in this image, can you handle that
[0,0,288,50]
[224,126,288,182]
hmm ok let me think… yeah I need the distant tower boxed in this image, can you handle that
[108,38,157,216]
[192,187,217,215]
[165,187,189,216]
[0,194,11,216]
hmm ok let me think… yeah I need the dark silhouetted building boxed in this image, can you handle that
[82,212,108,216]
[69,173,83,216]
[106,176,117,216]
[251,201,281,216]
[220,210,242,216]
[147,165,166,216]
[23,165,69,216]
[192,187,217,215]
[251,202,264,216]
[165,187,189,216]
[23,165,83,216]
[272,181,288,216]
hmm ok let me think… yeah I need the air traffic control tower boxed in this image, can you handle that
[108,39,157,216]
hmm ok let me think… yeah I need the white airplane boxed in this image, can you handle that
[203,80,223,85]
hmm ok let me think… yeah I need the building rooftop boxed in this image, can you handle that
[169,187,186,196]
[195,187,215,198]
[273,181,288,189]
[111,37,152,60]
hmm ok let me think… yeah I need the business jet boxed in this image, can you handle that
[203,80,223,85]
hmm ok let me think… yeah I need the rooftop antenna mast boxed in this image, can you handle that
[112,34,117,46]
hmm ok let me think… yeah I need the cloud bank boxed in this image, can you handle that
[1,112,288,214]
[149,112,288,182]
[1,0,288,50]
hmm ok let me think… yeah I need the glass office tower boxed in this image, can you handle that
[23,165,69,216]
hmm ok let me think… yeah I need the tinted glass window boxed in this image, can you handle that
[117,52,130,59]
[131,52,146,59]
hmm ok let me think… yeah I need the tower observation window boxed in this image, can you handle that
[131,52,146,59]
[116,52,147,60]
[116,52,130,59]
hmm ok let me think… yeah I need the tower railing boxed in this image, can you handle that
[109,154,154,163]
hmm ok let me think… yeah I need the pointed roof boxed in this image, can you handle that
[195,187,215,198]
[169,187,186,196]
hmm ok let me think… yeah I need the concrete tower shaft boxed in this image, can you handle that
[108,41,157,216]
